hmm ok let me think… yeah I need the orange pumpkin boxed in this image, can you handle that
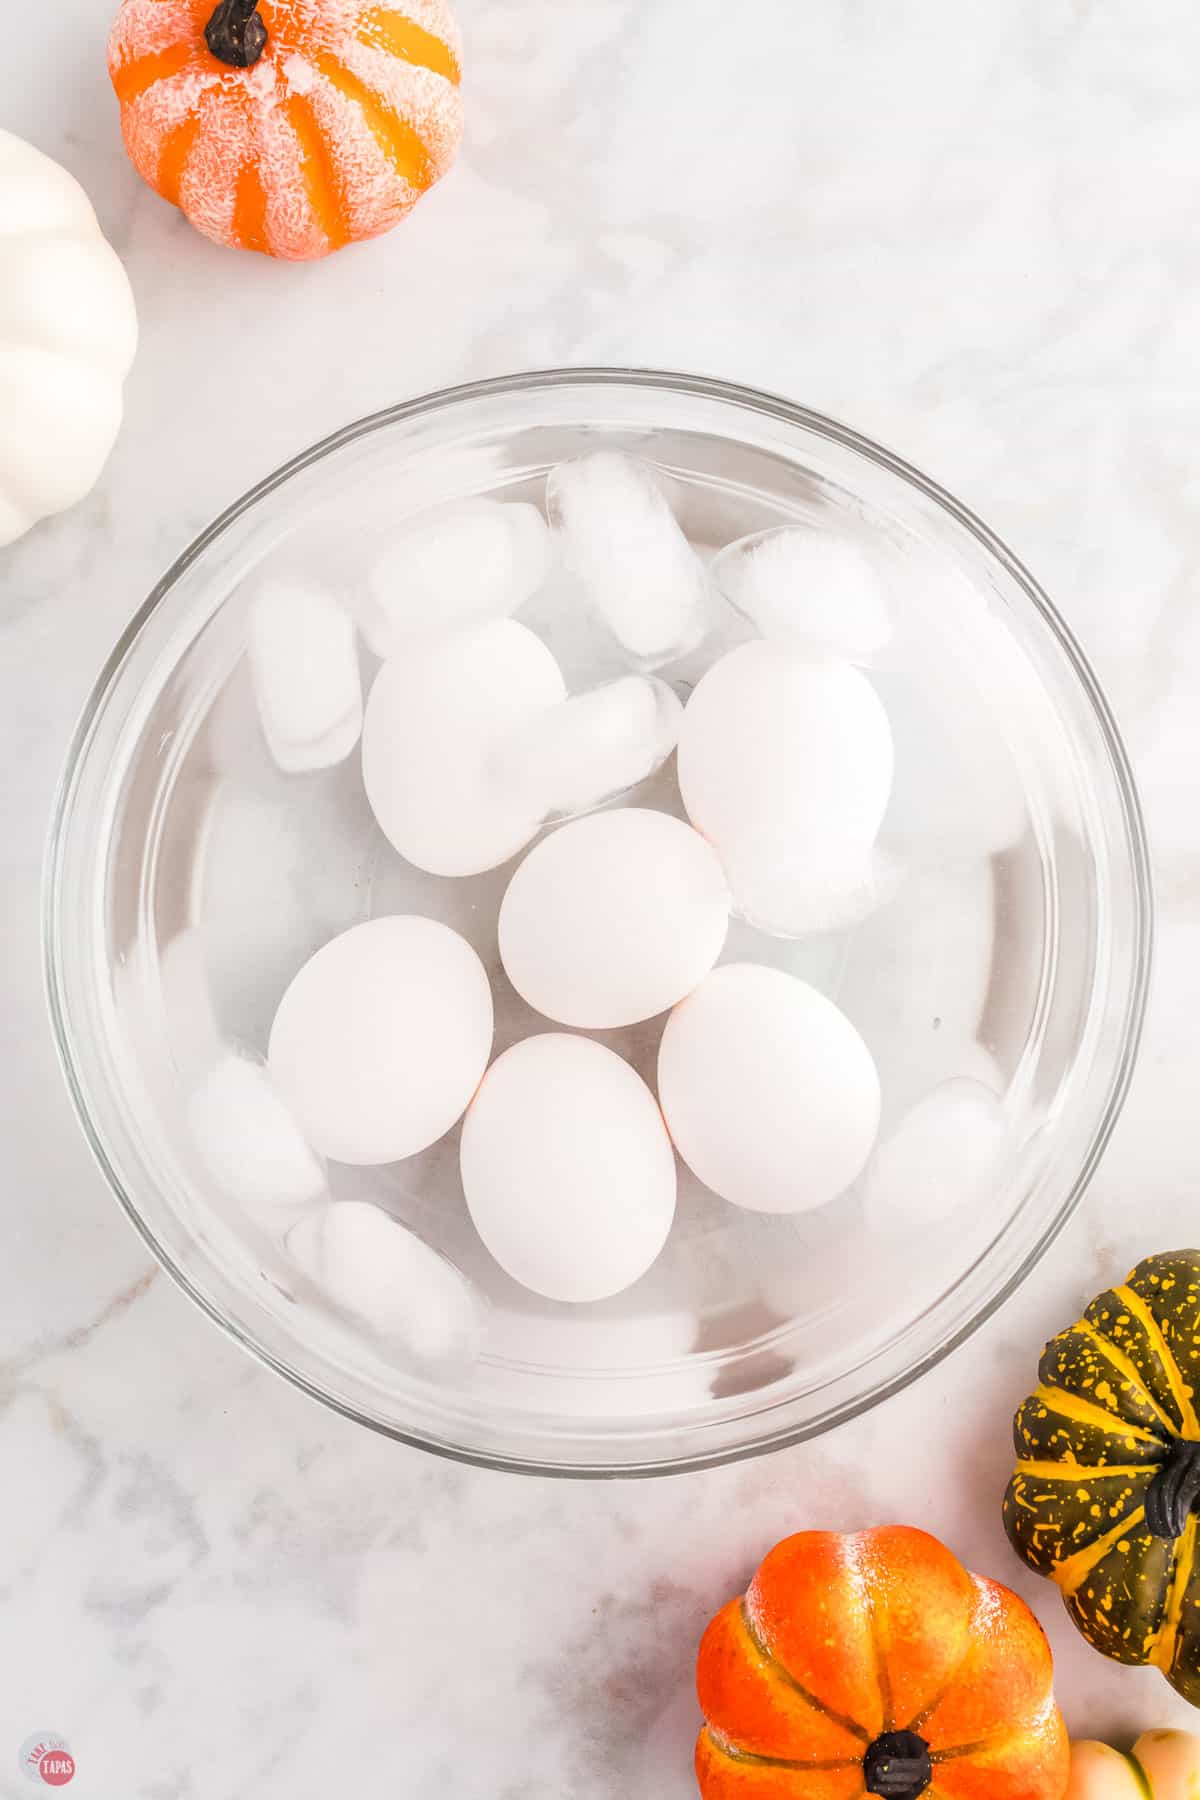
[696,1526,1069,1800]
[108,0,463,260]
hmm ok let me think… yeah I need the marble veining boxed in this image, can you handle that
[4,0,1200,1793]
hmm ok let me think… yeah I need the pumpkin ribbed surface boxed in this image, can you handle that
[1004,1250,1200,1704]
[108,0,462,259]
[0,129,138,545]
[696,1526,1068,1800]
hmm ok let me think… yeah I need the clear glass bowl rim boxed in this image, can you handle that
[43,365,1154,1478]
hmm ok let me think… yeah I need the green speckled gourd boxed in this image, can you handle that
[1004,1250,1200,1705]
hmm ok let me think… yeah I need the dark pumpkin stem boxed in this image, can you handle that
[205,0,268,68]
[864,1732,933,1800]
[1146,1439,1200,1540]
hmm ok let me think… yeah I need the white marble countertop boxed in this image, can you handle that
[5,1,1200,1794]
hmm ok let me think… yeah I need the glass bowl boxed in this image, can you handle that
[44,369,1152,1475]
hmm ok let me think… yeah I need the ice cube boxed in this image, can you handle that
[876,661,1029,860]
[486,1306,710,1415]
[835,861,999,1127]
[356,499,551,658]
[247,579,362,774]
[158,927,222,1080]
[185,1052,326,1231]
[286,1200,483,1362]
[491,675,683,819]
[869,546,982,672]
[875,602,1060,862]
[361,619,567,876]
[713,526,893,663]
[506,501,553,597]
[491,1305,697,1370]
[862,1078,1009,1230]
[546,453,707,666]
[723,831,902,937]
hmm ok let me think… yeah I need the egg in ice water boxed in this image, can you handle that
[460,1034,677,1302]
[268,916,493,1165]
[361,619,566,877]
[498,808,730,1029]
[658,963,880,1213]
[677,638,893,864]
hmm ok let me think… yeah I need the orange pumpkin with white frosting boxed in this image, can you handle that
[108,0,463,260]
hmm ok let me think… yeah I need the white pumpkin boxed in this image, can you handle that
[0,129,137,548]
[1066,1732,1200,1800]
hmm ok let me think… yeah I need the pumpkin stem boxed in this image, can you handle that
[1146,1439,1200,1540]
[204,0,268,68]
[864,1731,933,1800]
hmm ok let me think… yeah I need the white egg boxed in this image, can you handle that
[460,1034,677,1302]
[676,639,894,858]
[657,963,880,1214]
[499,809,729,1029]
[268,916,493,1165]
[361,619,565,877]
